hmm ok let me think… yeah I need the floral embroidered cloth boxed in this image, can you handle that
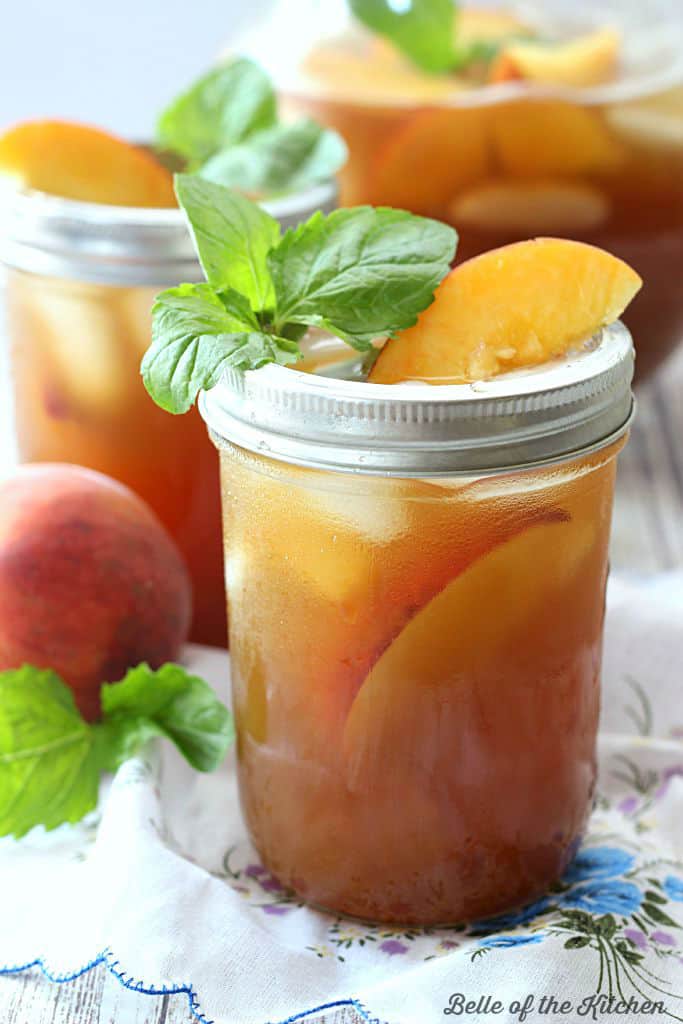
[0,571,682,1024]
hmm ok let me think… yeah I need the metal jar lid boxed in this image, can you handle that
[200,321,635,476]
[0,178,338,286]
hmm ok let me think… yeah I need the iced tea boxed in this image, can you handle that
[219,437,621,923]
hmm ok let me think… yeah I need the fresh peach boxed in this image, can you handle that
[370,238,642,383]
[489,28,620,88]
[0,120,176,207]
[0,464,192,719]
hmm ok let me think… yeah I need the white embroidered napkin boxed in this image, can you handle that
[0,571,682,1024]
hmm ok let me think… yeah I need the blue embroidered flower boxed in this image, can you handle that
[562,846,635,884]
[478,935,544,949]
[470,897,550,935]
[663,876,683,902]
[558,879,642,915]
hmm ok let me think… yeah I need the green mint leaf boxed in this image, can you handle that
[175,173,280,309]
[142,283,300,414]
[102,663,234,772]
[350,0,458,74]
[269,206,457,349]
[157,57,277,165]
[0,667,103,838]
[199,120,347,197]
[0,662,235,837]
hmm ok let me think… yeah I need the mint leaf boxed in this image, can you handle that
[102,663,234,772]
[142,183,455,403]
[269,206,457,349]
[176,173,280,309]
[199,120,348,197]
[142,282,300,414]
[157,57,277,165]
[0,668,102,838]
[350,0,458,74]
[0,663,234,837]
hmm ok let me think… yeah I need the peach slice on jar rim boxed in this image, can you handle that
[492,100,625,178]
[370,106,491,215]
[369,237,642,384]
[448,179,610,235]
[489,28,620,88]
[0,120,176,207]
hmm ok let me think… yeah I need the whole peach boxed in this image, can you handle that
[0,464,192,720]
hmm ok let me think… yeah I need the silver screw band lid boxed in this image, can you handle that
[200,321,635,475]
[0,179,338,286]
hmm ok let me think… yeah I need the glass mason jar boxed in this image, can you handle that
[201,321,634,925]
[240,0,683,379]
[0,179,337,648]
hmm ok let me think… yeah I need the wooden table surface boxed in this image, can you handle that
[1,345,682,1024]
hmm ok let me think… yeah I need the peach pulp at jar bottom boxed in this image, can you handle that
[218,437,624,925]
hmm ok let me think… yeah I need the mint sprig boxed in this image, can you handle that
[268,206,457,350]
[146,283,299,414]
[142,174,457,413]
[157,57,346,195]
[157,58,277,166]
[0,662,234,838]
[199,119,348,198]
[350,0,459,74]
[175,176,280,308]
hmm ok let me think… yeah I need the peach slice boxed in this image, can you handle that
[342,503,602,787]
[369,238,642,384]
[0,120,176,207]
[448,179,610,234]
[370,106,490,214]
[489,28,620,87]
[492,101,624,178]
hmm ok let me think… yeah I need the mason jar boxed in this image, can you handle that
[200,321,634,924]
[0,179,337,647]
[239,0,683,378]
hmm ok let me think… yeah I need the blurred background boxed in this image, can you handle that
[0,0,270,135]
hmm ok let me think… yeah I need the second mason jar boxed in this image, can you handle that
[0,179,337,647]
[201,322,634,924]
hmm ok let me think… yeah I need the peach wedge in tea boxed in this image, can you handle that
[370,238,642,383]
[0,121,176,207]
